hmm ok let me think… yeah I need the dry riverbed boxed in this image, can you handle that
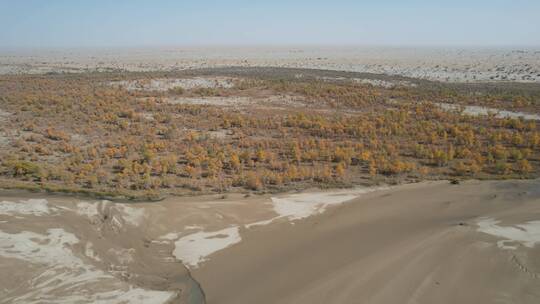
[1,179,539,303]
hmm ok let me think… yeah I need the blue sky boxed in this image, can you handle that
[1,0,539,47]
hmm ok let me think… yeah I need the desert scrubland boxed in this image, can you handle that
[1,67,540,199]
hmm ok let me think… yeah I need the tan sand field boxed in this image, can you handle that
[193,179,540,304]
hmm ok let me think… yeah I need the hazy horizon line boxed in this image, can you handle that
[2,43,540,51]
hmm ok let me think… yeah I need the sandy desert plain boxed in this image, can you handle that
[0,47,540,303]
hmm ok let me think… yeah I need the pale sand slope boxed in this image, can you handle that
[193,179,540,304]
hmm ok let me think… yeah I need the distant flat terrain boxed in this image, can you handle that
[1,46,540,82]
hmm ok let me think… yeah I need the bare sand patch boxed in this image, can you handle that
[318,76,417,88]
[75,200,145,228]
[0,198,57,216]
[206,129,231,139]
[353,78,417,88]
[162,94,307,109]
[172,226,241,269]
[477,217,540,250]
[0,133,8,147]
[270,186,389,221]
[0,109,11,147]
[0,109,11,121]
[0,228,176,304]
[0,196,200,303]
[110,77,236,92]
[246,186,390,228]
[437,102,540,120]
[164,96,252,106]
